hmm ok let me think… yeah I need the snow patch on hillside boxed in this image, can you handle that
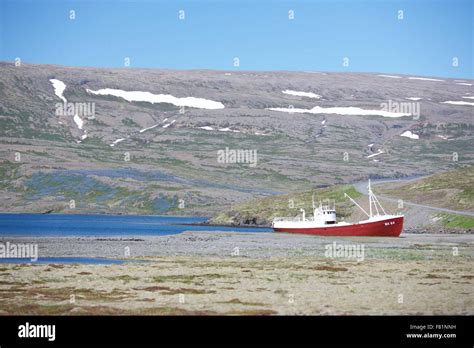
[408,77,444,82]
[86,88,225,109]
[73,114,84,130]
[367,149,384,158]
[162,120,176,128]
[110,138,126,147]
[282,90,321,99]
[400,131,419,140]
[268,105,411,118]
[219,127,241,133]
[441,101,474,106]
[139,124,160,133]
[377,75,402,79]
[50,79,67,103]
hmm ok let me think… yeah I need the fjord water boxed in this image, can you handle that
[0,213,271,236]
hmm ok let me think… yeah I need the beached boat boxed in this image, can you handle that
[272,180,403,237]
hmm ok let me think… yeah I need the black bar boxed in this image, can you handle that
[0,316,472,346]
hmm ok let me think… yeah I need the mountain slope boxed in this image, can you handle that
[0,62,473,215]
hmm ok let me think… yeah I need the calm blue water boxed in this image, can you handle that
[0,213,272,237]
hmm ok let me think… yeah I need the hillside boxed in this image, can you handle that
[211,167,474,231]
[378,165,474,212]
[211,185,362,225]
[0,62,473,215]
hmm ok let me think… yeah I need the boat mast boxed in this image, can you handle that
[368,179,373,218]
[344,192,370,218]
[300,208,306,221]
[368,179,387,217]
[344,179,391,220]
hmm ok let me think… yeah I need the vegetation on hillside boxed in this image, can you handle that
[435,213,474,229]
[211,185,362,225]
[379,165,474,212]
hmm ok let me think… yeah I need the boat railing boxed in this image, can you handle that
[320,199,336,211]
[273,216,302,222]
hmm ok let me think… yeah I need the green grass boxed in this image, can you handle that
[211,184,362,225]
[436,213,474,229]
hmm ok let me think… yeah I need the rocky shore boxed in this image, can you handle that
[2,231,473,259]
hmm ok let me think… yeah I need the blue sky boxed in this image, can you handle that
[1,0,472,78]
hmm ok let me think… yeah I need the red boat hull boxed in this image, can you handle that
[273,216,403,237]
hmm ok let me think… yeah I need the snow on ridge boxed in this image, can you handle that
[456,83,472,86]
[408,77,444,82]
[441,101,474,106]
[86,88,225,110]
[377,75,402,79]
[50,79,67,103]
[406,97,421,101]
[400,130,419,140]
[282,90,321,99]
[462,96,474,100]
[268,105,411,118]
[139,124,160,133]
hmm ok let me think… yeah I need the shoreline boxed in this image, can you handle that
[1,212,470,233]
[179,221,272,228]
[1,231,473,259]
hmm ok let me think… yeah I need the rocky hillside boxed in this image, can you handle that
[0,62,473,215]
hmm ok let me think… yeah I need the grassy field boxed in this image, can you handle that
[1,251,472,315]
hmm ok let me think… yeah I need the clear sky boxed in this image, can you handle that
[1,0,472,78]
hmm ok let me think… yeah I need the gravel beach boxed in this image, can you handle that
[0,232,473,315]
[2,231,473,258]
